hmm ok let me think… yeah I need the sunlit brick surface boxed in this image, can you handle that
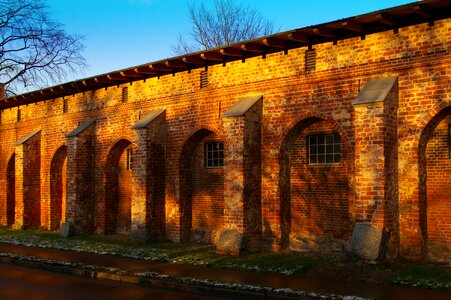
[0,19,449,261]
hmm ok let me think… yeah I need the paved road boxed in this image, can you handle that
[0,264,228,300]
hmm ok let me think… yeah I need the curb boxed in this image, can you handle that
[0,254,362,300]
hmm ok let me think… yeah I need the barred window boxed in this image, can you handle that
[448,124,451,159]
[205,142,224,168]
[63,98,68,113]
[126,148,133,170]
[308,133,341,164]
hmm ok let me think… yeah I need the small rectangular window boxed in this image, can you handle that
[122,87,128,102]
[63,98,68,113]
[205,142,224,168]
[305,49,316,72]
[200,70,208,88]
[17,109,21,122]
[449,124,451,159]
[308,133,341,164]
[126,148,133,170]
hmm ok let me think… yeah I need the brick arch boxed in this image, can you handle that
[279,115,353,250]
[178,126,224,243]
[50,145,67,230]
[6,153,15,226]
[418,104,451,262]
[176,124,224,162]
[104,138,133,235]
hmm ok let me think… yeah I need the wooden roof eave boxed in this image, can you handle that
[1,0,449,109]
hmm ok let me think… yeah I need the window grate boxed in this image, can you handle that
[122,87,128,102]
[205,142,224,168]
[126,148,133,170]
[200,70,208,88]
[449,124,451,159]
[63,98,68,113]
[308,133,341,164]
[305,49,316,72]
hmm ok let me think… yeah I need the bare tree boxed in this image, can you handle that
[0,0,86,96]
[173,0,274,55]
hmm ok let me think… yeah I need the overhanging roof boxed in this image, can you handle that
[1,0,450,109]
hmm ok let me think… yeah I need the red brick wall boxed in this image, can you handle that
[179,129,224,243]
[0,18,448,260]
[66,123,96,234]
[20,132,41,228]
[290,121,351,242]
[6,154,15,226]
[117,146,133,234]
[50,146,67,230]
[425,115,451,261]
[191,136,224,239]
[104,140,132,234]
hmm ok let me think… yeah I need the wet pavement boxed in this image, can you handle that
[0,264,227,300]
[0,243,450,299]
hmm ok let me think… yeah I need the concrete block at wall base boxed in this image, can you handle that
[11,223,24,231]
[191,228,212,244]
[350,223,386,261]
[216,229,244,255]
[60,222,75,237]
[130,229,152,244]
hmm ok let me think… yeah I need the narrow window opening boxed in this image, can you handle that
[122,87,128,102]
[126,148,133,171]
[63,98,68,113]
[200,70,208,88]
[204,142,224,168]
[308,133,341,164]
[305,49,316,72]
[448,124,451,159]
[17,109,21,122]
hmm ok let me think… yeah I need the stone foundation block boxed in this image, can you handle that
[60,222,75,237]
[11,223,24,231]
[130,227,152,243]
[350,223,386,260]
[216,229,244,255]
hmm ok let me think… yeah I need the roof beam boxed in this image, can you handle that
[376,13,395,26]
[412,5,431,19]
[165,60,187,68]
[285,32,309,43]
[149,64,172,72]
[240,43,264,53]
[120,70,142,78]
[107,74,129,81]
[312,27,335,38]
[94,77,113,84]
[200,52,224,61]
[133,67,158,75]
[262,38,286,48]
[340,20,363,32]
[220,48,243,57]
[182,55,205,65]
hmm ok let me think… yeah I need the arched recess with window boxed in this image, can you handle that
[279,116,353,252]
[179,127,224,244]
[418,105,451,262]
[50,145,67,230]
[6,153,15,226]
[104,139,133,235]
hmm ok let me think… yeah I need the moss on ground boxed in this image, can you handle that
[0,227,449,290]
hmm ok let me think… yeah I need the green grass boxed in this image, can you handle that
[391,264,451,291]
[0,226,316,275]
[1,226,450,290]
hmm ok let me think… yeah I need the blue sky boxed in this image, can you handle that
[46,0,414,81]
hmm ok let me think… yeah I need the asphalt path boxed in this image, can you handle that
[0,264,228,300]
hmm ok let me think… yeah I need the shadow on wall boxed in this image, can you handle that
[280,117,353,253]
